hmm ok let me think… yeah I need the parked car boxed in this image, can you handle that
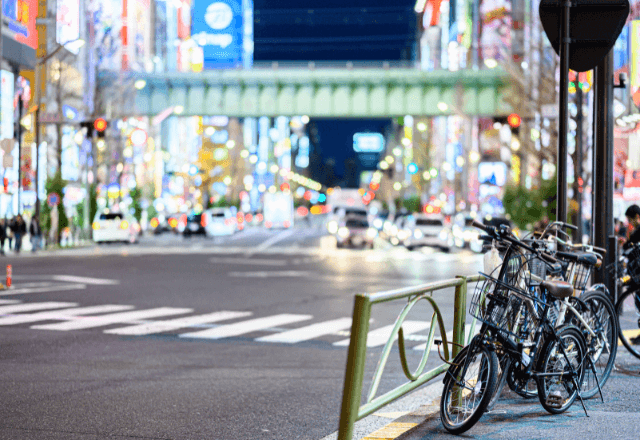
[335,215,377,249]
[183,212,206,237]
[92,209,139,244]
[452,214,481,249]
[203,208,237,237]
[400,214,453,252]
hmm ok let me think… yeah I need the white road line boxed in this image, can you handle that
[105,311,253,335]
[0,284,87,296]
[227,271,311,278]
[0,302,77,314]
[256,317,352,344]
[209,257,287,266]
[0,299,19,305]
[229,228,263,240]
[32,307,192,331]
[333,321,432,347]
[0,305,134,326]
[247,230,295,255]
[411,325,474,351]
[180,314,312,340]
[52,275,120,285]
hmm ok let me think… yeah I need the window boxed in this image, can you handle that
[416,219,443,227]
[100,213,123,220]
[346,219,368,228]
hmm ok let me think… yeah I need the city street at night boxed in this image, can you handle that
[0,225,481,439]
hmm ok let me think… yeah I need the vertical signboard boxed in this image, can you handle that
[631,21,640,88]
[94,0,123,71]
[614,23,629,71]
[126,0,151,71]
[0,71,15,141]
[56,0,80,52]
[191,0,244,69]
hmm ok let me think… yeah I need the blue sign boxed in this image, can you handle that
[407,163,418,175]
[353,133,385,153]
[191,0,243,69]
[211,129,229,144]
[614,24,629,71]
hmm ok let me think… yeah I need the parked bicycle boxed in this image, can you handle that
[440,220,588,434]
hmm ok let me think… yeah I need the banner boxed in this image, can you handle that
[191,0,243,69]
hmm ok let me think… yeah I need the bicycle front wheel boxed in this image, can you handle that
[536,326,587,414]
[440,344,498,434]
[616,287,640,360]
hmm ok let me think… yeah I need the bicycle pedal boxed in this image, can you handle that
[545,391,563,409]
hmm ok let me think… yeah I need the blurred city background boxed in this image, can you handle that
[0,0,638,248]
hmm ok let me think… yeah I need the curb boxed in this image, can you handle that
[320,381,443,440]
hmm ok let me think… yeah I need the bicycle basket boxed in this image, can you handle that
[469,273,536,338]
[528,255,547,282]
[627,246,640,284]
[566,261,592,293]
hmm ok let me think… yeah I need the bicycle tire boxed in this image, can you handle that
[486,347,511,412]
[616,286,640,360]
[440,343,498,434]
[536,325,587,414]
[572,291,618,398]
[506,359,538,398]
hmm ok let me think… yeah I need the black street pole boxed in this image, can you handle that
[556,0,572,225]
[15,71,22,215]
[576,84,583,242]
[593,51,614,291]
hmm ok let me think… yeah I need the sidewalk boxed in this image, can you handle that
[344,350,640,440]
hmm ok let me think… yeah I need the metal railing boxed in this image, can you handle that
[337,274,484,440]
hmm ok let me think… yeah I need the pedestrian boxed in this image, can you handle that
[6,217,14,251]
[12,214,26,254]
[623,204,640,250]
[0,218,6,255]
[29,216,41,253]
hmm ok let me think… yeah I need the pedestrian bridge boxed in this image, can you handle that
[103,66,513,118]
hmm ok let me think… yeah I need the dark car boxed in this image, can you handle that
[335,215,377,249]
[183,213,205,237]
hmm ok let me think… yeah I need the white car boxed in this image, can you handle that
[401,214,453,251]
[203,208,238,237]
[92,210,139,243]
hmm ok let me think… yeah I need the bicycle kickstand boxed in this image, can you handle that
[587,356,605,403]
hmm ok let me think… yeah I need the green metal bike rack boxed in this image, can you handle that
[337,274,484,440]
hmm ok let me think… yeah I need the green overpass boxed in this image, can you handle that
[105,67,513,118]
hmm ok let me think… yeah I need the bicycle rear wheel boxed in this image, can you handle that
[536,326,586,414]
[440,343,498,434]
[616,287,640,360]
[572,291,618,398]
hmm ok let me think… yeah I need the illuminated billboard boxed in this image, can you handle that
[191,0,244,68]
[2,0,37,49]
[56,0,80,53]
[353,133,384,153]
[478,161,508,187]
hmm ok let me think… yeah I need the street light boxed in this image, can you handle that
[34,38,86,222]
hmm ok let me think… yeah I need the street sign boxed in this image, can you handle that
[539,0,630,72]
[47,193,60,208]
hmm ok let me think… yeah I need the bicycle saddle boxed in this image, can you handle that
[541,280,574,298]
[555,251,598,266]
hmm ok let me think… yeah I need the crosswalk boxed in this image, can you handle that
[0,298,472,350]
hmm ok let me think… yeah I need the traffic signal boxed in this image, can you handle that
[94,118,108,138]
[507,113,521,129]
[79,121,93,138]
[3,178,7,192]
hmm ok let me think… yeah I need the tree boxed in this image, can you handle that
[40,171,69,244]
[129,188,143,222]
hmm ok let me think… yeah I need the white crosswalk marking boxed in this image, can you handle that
[333,320,432,347]
[180,314,312,340]
[0,284,87,296]
[104,311,253,335]
[52,275,120,285]
[411,324,474,351]
[31,307,192,331]
[0,305,134,326]
[256,317,352,344]
[0,299,19,305]
[0,302,77,314]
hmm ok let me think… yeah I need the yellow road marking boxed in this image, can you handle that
[362,422,418,440]
[372,412,409,419]
[619,329,640,345]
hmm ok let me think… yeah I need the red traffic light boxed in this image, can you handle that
[507,113,521,128]
[94,118,108,132]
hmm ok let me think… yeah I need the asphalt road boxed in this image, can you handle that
[0,224,483,440]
